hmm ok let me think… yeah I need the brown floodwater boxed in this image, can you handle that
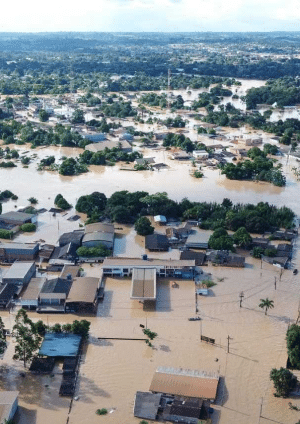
[0,79,300,424]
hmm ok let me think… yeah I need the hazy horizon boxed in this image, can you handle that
[0,0,300,33]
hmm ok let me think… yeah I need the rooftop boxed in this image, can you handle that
[84,222,115,234]
[0,242,38,251]
[21,277,46,301]
[66,277,100,304]
[102,258,195,268]
[131,268,156,300]
[150,367,219,400]
[39,333,82,357]
[0,211,35,223]
[3,262,35,280]
[134,391,161,420]
[40,278,72,295]
[82,232,114,244]
[0,391,19,424]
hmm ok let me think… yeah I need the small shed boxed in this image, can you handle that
[145,234,169,251]
[154,215,167,225]
[39,333,82,357]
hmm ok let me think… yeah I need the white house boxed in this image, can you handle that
[193,150,209,160]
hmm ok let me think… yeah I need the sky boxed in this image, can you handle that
[0,0,300,32]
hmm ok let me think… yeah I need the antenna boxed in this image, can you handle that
[167,68,172,111]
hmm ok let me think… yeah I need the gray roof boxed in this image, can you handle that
[145,234,169,251]
[85,139,132,152]
[0,243,38,251]
[40,278,72,295]
[4,262,35,279]
[39,333,82,357]
[0,211,35,223]
[82,232,114,244]
[84,133,107,142]
[84,223,114,234]
[134,391,161,420]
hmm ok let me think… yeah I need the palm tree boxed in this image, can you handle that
[259,298,274,315]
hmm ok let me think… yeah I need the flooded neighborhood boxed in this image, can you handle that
[0,30,300,424]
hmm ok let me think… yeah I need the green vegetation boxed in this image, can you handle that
[100,100,137,118]
[143,328,158,348]
[233,227,252,248]
[134,217,154,236]
[38,156,55,169]
[59,157,88,176]
[76,191,295,234]
[21,223,36,232]
[34,319,90,339]
[202,279,217,288]
[259,298,274,315]
[28,197,38,204]
[270,368,297,398]
[96,409,108,415]
[0,316,7,355]
[38,109,50,122]
[76,245,111,258]
[208,227,234,251]
[220,147,286,186]
[286,324,300,369]
[193,170,203,178]
[245,77,300,109]
[13,309,42,368]
[0,229,12,239]
[252,247,265,259]
[140,92,167,108]
[54,194,71,210]
[0,161,16,168]
[162,116,186,128]
[0,190,18,201]
[79,148,141,167]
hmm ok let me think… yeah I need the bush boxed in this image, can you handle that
[0,229,12,239]
[135,217,154,236]
[96,408,108,415]
[270,367,297,397]
[76,245,110,258]
[193,170,203,178]
[21,223,36,232]
[54,194,71,210]
[287,324,300,369]
[28,197,38,204]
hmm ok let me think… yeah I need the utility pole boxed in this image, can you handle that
[199,320,202,341]
[274,277,277,290]
[258,397,263,424]
[280,268,283,281]
[239,291,244,308]
[227,335,232,354]
[296,301,300,324]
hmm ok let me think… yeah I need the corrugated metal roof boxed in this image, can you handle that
[66,277,100,304]
[150,367,219,400]
[3,262,35,280]
[0,391,18,424]
[103,258,195,267]
[82,232,114,243]
[39,333,81,357]
[84,223,114,234]
[131,268,156,300]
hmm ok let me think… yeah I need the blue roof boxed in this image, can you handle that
[39,333,82,357]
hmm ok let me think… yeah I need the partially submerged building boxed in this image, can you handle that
[0,391,19,424]
[2,261,36,286]
[150,367,219,402]
[145,234,169,251]
[102,257,195,279]
[37,278,72,312]
[0,243,39,262]
[82,222,115,250]
[186,232,210,249]
[130,268,156,301]
[65,276,101,313]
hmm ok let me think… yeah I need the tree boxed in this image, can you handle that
[0,316,7,354]
[21,223,36,232]
[71,320,90,338]
[286,324,300,369]
[135,217,154,236]
[208,227,234,251]
[54,194,71,210]
[259,298,274,315]
[71,108,85,124]
[233,227,252,248]
[38,109,49,122]
[13,309,42,367]
[28,197,38,204]
[270,367,297,397]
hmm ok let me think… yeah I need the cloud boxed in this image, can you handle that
[0,0,299,32]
